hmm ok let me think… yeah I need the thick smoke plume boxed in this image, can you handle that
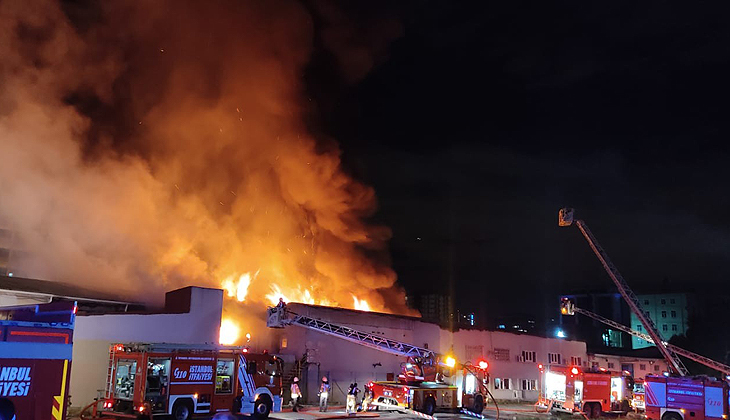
[0,0,412,314]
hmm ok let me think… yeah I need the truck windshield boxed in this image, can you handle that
[115,360,138,400]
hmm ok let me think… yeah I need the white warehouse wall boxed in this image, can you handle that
[69,287,223,409]
[270,304,588,404]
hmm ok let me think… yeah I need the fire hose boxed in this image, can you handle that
[485,387,499,420]
[78,400,101,420]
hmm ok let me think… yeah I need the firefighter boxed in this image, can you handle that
[361,383,373,412]
[319,376,330,412]
[291,377,302,412]
[346,383,360,414]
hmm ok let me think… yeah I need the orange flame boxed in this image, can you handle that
[219,318,240,345]
[0,0,418,323]
[222,271,258,302]
[221,273,372,312]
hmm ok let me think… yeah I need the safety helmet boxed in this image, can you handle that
[322,376,328,382]
[293,377,299,382]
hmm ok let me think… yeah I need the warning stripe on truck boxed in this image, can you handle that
[52,360,69,420]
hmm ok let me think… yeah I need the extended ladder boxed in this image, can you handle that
[568,304,730,376]
[559,208,689,375]
[267,306,434,359]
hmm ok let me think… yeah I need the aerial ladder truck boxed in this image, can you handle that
[558,208,689,375]
[559,299,730,377]
[558,208,730,420]
[266,304,492,417]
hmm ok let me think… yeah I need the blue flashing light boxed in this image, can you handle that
[556,329,567,338]
[498,324,506,329]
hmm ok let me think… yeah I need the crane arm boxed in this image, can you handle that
[559,208,689,375]
[266,305,435,359]
[567,304,730,376]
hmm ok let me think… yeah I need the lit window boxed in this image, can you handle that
[215,359,235,394]
[465,374,477,394]
[281,338,288,348]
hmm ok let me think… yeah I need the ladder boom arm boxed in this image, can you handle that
[572,306,730,375]
[569,216,689,375]
[267,306,434,359]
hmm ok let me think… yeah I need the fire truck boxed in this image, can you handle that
[644,375,729,420]
[633,379,646,412]
[537,364,634,417]
[0,301,76,420]
[556,208,730,420]
[267,304,491,416]
[98,343,283,420]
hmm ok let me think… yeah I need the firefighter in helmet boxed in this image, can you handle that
[319,376,330,412]
[291,377,301,412]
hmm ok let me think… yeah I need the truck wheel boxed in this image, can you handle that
[620,400,630,414]
[473,395,484,414]
[662,412,683,420]
[253,396,272,419]
[172,399,193,420]
[591,403,602,419]
[421,397,436,416]
[0,399,15,420]
[583,403,598,419]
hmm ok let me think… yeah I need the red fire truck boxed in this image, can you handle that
[537,364,634,418]
[633,379,646,412]
[0,301,76,420]
[98,343,283,420]
[368,361,490,415]
[267,305,491,416]
[645,375,729,420]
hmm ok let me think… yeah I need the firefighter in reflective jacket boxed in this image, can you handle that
[291,377,302,412]
[319,376,330,412]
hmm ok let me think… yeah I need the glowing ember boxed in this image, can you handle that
[219,318,240,345]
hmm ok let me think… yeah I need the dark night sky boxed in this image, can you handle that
[303,2,730,321]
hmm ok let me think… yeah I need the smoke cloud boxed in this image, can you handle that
[0,0,411,314]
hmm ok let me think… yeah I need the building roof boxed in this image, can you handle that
[591,346,665,360]
[0,275,143,312]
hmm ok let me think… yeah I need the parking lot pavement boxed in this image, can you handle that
[271,408,501,420]
[271,407,381,420]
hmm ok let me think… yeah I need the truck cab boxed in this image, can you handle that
[101,344,283,420]
[0,301,76,420]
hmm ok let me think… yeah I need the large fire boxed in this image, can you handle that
[0,0,416,345]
